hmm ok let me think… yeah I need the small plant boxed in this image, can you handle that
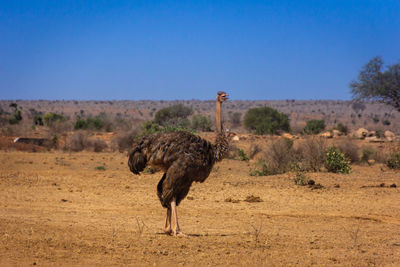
[324,147,351,174]
[238,149,249,161]
[387,152,400,169]
[95,166,106,171]
[293,172,309,186]
[304,119,326,134]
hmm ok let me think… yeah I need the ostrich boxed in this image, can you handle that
[128,91,229,236]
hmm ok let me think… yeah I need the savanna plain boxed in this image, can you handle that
[1,141,400,266]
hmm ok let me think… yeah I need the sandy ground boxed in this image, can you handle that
[0,151,400,266]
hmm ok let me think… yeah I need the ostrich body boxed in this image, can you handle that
[128,92,229,236]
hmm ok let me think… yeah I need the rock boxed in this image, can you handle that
[320,131,332,138]
[368,131,376,137]
[384,131,395,141]
[332,129,342,137]
[365,136,384,143]
[232,135,240,141]
[367,159,376,165]
[282,133,294,139]
[353,128,369,139]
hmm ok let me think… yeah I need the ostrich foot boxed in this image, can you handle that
[164,228,172,235]
[173,230,187,237]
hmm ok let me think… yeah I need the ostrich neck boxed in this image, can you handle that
[216,101,222,133]
[214,100,228,162]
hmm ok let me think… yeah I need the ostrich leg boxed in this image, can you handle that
[164,208,171,234]
[171,198,186,236]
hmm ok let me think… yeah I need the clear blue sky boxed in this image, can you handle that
[1,0,399,100]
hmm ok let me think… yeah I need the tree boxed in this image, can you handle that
[350,56,400,111]
[304,119,326,135]
[243,106,290,135]
[191,114,212,131]
[154,104,193,128]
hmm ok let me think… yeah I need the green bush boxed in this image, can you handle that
[324,147,351,173]
[191,114,212,131]
[304,119,326,134]
[8,103,23,125]
[238,149,249,161]
[74,116,105,130]
[244,106,290,135]
[43,113,65,126]
[387,152,400,169]
[154,104,192,128]
[33,115,43,125]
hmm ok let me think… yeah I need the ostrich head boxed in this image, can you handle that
[216,91,229,103]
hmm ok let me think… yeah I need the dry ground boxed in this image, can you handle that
[1,151,400,266]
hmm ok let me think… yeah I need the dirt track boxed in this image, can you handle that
[1,151,400,266]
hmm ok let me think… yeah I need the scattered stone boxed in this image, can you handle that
[390,184,397,188]
[334,184,340,188]
[384,130,395,141]
[366,136,384,143]
[187,196,194,200]
[353,128,368,139]
[61,199,68,202]
[309,183,324,190]
[232,135,240,141]
[367,159,376,165]
[224,197,240,203]
[307,179,315,185]
[332,129,342,137]
[282,133,294,139]
[244,195,263,203]
[380,183,385,187]
[320,131,332,138]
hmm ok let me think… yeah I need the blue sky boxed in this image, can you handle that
[1,0,399,100]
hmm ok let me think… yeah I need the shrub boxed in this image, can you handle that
[91,139,107,152]
[335,123,348,135]
[361,146,376,162]
[387,152,400,169]
[294,137,327,171]
[191,114,212,131]
[293,172,309,186]
[113,128,140,152]
[244,106,290,135]
[74,116,105,131]
[95,166,106,171]
[248,144,261,159]
[251,138,294,175]
[69,132,88,152]
[337,139,359,163]
[238,149,249,161]
[43,113,65,126]
[304,119,326,135]
[154,104,192,128]
[324,147,351,173]
[34,115,43,126]
[230,112,242,128]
